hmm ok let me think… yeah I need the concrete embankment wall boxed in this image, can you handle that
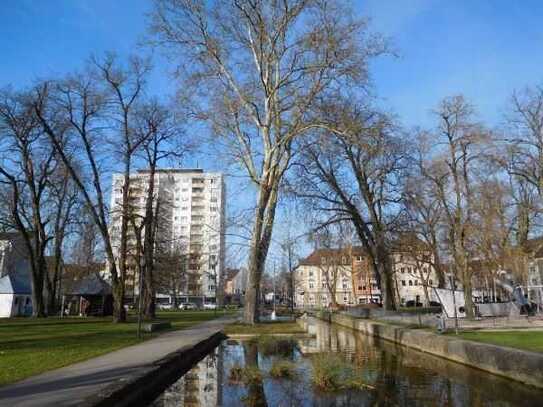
[82,332,226,407]
[314,312,543,389]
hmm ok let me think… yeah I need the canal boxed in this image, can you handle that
[149,318,543,406]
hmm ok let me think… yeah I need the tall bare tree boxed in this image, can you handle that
[149,0,380,323]
[417,96,487,318]
[0,89,56,317]
[135,101,187,318]
[44,163,80,314]
[403,167,446,287]
[297,101,404,310]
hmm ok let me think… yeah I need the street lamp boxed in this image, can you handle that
[137,255,145,339]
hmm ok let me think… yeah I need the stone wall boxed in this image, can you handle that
[319,313,543,389]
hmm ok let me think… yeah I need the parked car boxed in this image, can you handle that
[157,303,174,310]
[179,302,197,310]
[203,303,217,310]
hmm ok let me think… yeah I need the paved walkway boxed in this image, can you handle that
[0,316,237,407]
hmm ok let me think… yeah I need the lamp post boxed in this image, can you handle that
[137,255,145,340]
[271,261,277,320]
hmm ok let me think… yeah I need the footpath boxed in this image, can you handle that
[0,316,237,407]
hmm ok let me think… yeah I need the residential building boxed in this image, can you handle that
[0,233,32,317]
[294,248,355,309]
[295,238,438,309]
[108,168,225,304]
[224,267,247,304]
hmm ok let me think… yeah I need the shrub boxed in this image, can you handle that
[253,336,297,357]
[311,354,375,392]
[228,364,264,385]
[269,360,297,379]
[228,364,244,383]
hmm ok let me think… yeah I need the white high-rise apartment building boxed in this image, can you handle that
[109,168,225,303]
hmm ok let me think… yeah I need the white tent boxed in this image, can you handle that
[0,272,32,317]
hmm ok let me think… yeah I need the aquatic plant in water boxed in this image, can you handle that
[228,364,264,385]
[269,360,298,379]
[311,354,376,392]
[250,335,298,357]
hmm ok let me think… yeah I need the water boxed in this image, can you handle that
[150,318,543,406]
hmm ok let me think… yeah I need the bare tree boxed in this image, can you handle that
[134,101,187,318]
[403,167,446,287]
[313,224,352,309]
[44,163,80,314]
[0,89,56,317]
[503,85,543,246]
[417,96,487,318]
[33,73,124,322]
[296,101,405,310]
[149,0,381,323]
[506,85,543,196]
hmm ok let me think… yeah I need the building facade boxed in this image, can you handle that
[0,233,33,317]
[295,242,438,309]
[109,168,225,304]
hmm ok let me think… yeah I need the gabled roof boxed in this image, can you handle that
[68,274,111,296]
[298,247,366,266]
[0,272,32,294]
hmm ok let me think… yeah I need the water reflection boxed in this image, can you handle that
[151,318,543,407]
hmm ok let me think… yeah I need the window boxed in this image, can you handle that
[210,206,217,212]
[309,282,314,289]
[401,280,406,286]
[409,280,413,286]
[321,257,327,265]
[429,279,433,285]
[401,267,405,273]
[309,271,314,277]
[414,280,418,286]
[341,256,347,264]
[208,285,215,291]
[322,282,327,288]
[358,285,362,290]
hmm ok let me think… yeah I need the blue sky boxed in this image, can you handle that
[0,0,543,126]
[2,0,543,129]
[2,0,543,264]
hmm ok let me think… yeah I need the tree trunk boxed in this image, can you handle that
[244,184,278,324]
[109,260,126,323]
[462,263,475,318]
[244,242,265,324]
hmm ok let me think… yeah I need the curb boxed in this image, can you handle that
[81,331,227,407]
[315,313,543,389]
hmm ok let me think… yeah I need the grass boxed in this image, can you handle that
[223,320,305,335]
[249,335,298,357]
[457,330,543,353]
[228,364,263,385]
[311,354,375,392]
[269,360,297,379]
[0,310,233,386]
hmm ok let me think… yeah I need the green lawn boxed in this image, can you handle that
[224,320,305,335]
[457,330,543,353]
[0,310,233,386]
